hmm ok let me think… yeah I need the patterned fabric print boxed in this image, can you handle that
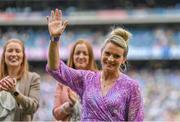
[46,60,144,121]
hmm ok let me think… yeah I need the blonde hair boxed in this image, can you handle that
[67,39,98,71]
[0,39,29,80]
[103,27,132,58]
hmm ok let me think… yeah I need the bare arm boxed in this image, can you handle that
[53,84,78,121]
[53,84,69,120]
[48,41,60,70]
[47,9,68,70]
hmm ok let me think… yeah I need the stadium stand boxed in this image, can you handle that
[0,0,180,121]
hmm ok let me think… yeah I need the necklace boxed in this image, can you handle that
[100,71,121,88]
[100,72,117,90]
[100,73,116,96]
[100,76,111,88]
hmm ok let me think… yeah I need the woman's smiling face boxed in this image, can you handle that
[101,42,125,72]
[73,43,90,70]
[5,42,24,68]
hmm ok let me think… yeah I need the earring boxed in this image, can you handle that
[120,61,128,72]
[120,63,126,72]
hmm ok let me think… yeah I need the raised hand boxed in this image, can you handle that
[47,9,68,37]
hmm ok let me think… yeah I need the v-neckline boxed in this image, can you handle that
[98,72,120,97]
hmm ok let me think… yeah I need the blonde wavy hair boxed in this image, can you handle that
[102,27,132,71]
[102,27,132,58]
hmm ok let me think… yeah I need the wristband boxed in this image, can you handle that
[50,36,60,42]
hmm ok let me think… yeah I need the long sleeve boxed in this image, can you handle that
[15,73,40,114]
[127,81,144,121]
[46,60,94,97]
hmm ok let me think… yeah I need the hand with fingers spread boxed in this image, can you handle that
[47,9,68,37]
[47,26,144,121]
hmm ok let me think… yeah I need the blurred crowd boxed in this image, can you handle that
[2,26,180,46]
[129,69,180,121]
[1,27,180,60]
[1,0,180,13]
[0,27,179,49]
[33,73,56,121]
[32,69,180,121]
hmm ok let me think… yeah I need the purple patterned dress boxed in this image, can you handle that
[46,61,144,121]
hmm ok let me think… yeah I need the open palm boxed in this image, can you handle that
[47,9,68,37]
